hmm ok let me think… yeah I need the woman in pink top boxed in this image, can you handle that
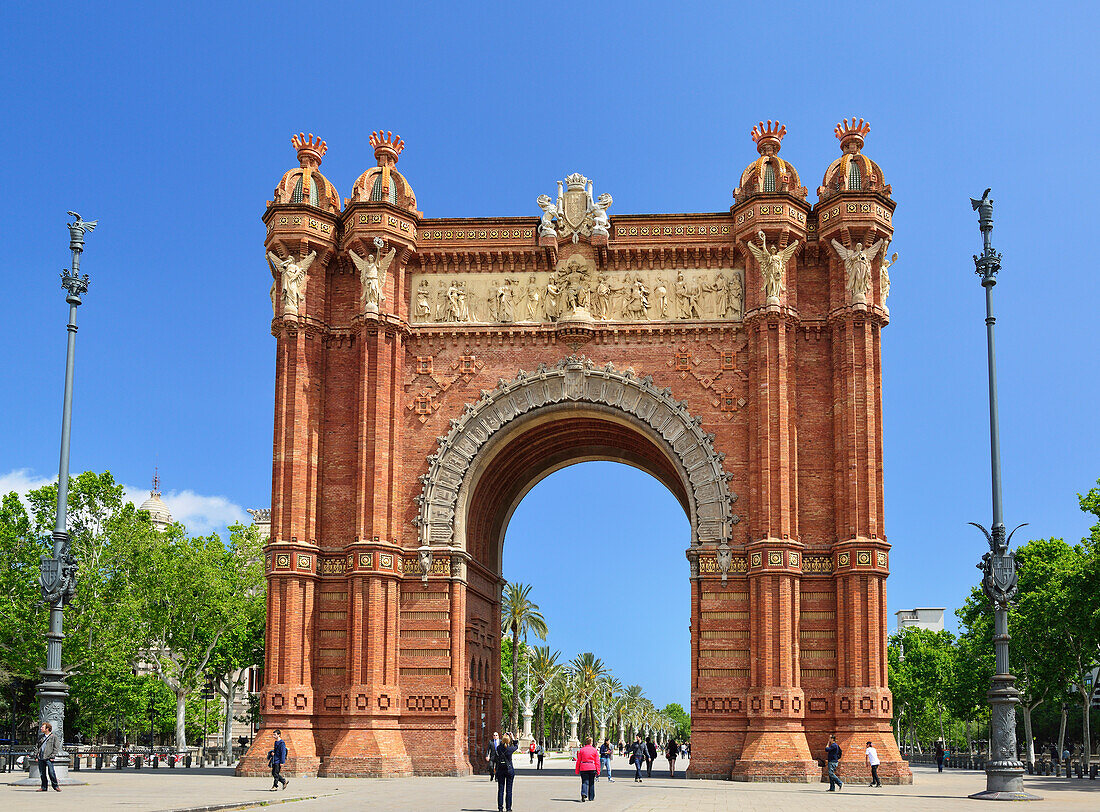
[575,737,601,802]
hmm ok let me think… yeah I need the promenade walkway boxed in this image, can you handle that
[4,760,1097,811]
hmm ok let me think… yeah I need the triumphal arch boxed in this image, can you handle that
[238,121,912,783]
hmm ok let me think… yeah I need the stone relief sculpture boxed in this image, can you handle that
[831,237,884,306]
[537,174,613,243]
[747,230,798,306]
[351,236,397,312]
[267,250,317,316]
[880,249,898,307]
[415,278,432,320]
[409,267,746,325]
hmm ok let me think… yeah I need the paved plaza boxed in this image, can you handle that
[4,760,1098,811]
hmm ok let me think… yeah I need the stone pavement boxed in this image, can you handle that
[4,760,1097,811]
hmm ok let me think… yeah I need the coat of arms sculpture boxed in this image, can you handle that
[537,174,613,243]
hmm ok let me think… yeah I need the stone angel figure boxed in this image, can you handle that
[350,237,397,312]
[267,249,317,316]
[746,231,799,306]
[880,248,898,307]
[831,237,884,305]
[536,194,559,238]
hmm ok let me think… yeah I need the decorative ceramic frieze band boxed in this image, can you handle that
[414,356,737,550]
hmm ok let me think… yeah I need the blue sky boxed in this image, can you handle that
[2,2,1097,709]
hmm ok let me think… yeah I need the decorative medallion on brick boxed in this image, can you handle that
[414,356,737,548]
[751,551,763,567]
[275,553,290,569]
[768,551,783,566]
[838,552,850,567]
[788,551,800,567]
[877,551,888,567]
[296,554,312,570]
[856,550,872,566]
[379,554,393,568]
[359,552,373,568]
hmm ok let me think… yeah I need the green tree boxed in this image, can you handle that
[501,583,547,734]
[570,652,608,742]
[530,645,561,746]
[663,702,690,742]
[129,524,248,750]
[206,522,265,757]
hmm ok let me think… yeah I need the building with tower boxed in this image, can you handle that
[238,121,910,784]
[137,471,173,531]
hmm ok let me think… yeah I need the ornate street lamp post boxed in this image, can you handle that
[28,213,95,785]
[965,191,1038,802]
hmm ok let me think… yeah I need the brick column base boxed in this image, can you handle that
[319,727,414,777]
[731,728,818,782]
[236,726,320,777]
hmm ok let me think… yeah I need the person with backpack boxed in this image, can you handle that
[492,732,518,812]
[535,740,545,770]
[575,736,601,802]
[268,729,289,791]
[826,734,843,791]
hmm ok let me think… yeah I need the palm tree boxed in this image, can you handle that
[530,646,562,747]
[501,582,548,734]
[570,652,608,742]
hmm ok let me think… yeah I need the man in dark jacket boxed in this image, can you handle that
[36,722,61,792]
[645,736,657,777]
[825,734,843,791]
[270,729,289,791]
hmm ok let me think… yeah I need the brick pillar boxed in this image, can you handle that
[829,307,911,784]
[732,307,817,782]
[321,318,413,775]
[239,312,326,776]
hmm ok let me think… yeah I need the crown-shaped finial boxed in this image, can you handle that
[370,130,405,166]
[835,118,871,153]
[151,467,161,496]
[750,120,787,155]
[292,132,327,167]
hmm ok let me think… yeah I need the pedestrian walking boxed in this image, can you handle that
[935,740,945,772]
[268,729,289,791]
[617,738,625,756]
[35,722,61,793]
[575,736,600,802]
[645,736,657,777]
[486,732,500,780]
[492,732,518,812]
[665,737,678,778]
[825,734,843,792]
[629,734,647,782]
[865,740,881,787]
[536,741,545,770]
[599,738,614,781]
[1062,746,1071,775]
[529,740,537,763]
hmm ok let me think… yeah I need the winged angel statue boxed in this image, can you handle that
[350,237,397,312]
[746,230,799,305]
[267,249,317,316]
[831,238,884,305]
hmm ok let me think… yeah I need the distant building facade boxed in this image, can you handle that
[895,608,945,633]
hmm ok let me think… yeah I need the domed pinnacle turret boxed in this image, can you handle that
[270,132,341,212]
[349,130,419,214]
[818,118,891,200]
[734,120,807,201]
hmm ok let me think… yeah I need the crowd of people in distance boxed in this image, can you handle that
[484,731,689,809]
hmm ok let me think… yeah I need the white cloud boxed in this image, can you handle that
[0,468,57,498]
[1,469,248,537]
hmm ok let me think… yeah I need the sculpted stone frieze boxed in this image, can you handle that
[413,356,738,550]
[409,266,746,325]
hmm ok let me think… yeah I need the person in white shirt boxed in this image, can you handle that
[865,741,882,787]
